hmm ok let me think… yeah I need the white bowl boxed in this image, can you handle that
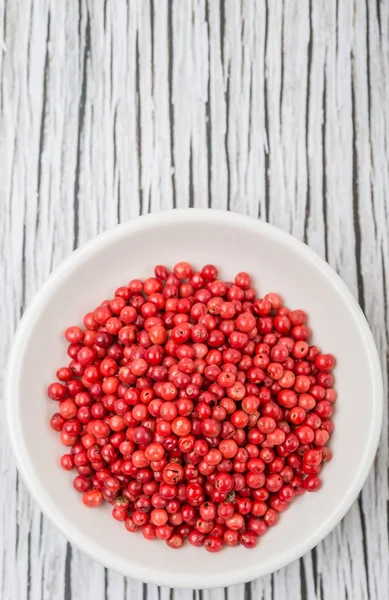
[6,209,383,589]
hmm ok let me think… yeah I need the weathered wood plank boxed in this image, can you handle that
[0,1,388,599]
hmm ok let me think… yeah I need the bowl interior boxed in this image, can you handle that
[9,211,382,588]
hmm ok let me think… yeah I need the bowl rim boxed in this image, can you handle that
[6,208,384,588]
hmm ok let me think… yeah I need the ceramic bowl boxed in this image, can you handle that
[6,209,383,588]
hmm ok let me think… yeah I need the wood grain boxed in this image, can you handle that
[0,1,388,599]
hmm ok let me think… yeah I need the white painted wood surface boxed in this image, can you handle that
[1,1,388,598]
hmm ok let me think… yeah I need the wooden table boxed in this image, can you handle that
[1,1,388,599]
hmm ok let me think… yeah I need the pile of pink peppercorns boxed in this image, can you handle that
[48,262,336,552]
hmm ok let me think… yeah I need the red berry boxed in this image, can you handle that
[240,531,258,549]
[204,535,224,552]
[82,489,103,508]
